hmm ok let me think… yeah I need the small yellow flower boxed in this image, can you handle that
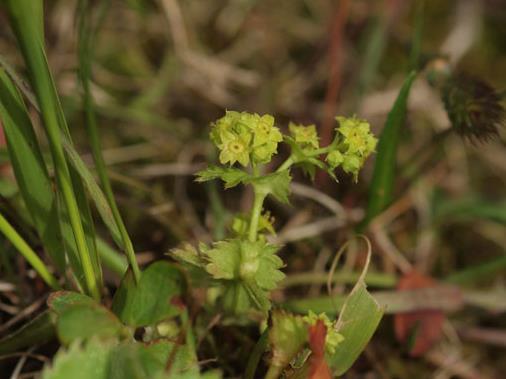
[218,131,251,166]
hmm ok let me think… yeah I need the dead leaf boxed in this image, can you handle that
[394,270,445,356]
[308,320,332,379]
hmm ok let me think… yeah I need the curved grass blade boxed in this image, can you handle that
[0,211,60,289]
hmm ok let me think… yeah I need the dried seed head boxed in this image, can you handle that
[442,73,505,142]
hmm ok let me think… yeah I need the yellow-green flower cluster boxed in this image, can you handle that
[289,122,319,150]
[303,311,344,355]
[326,116,377,180]
[210,111,282,166]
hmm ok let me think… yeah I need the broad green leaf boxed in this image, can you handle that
[56,303,125,345]
[48,290,126,345]
[112,261,185,327]
[328,282,383,375]
[195,165,250,189]
[48,291,95,315]
[0,311,55,355]
[0,68,65,271]
[362,71,417,228]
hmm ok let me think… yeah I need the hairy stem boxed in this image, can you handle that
[248,187,267,242]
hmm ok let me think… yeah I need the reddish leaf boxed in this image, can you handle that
[394,270,445,356]
[308,320,332,379]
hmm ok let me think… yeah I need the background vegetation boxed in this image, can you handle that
[0,0,505,378]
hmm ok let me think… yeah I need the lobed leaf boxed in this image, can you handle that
[195,165,250,189]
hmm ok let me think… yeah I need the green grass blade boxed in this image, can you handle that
[0,311,55,355]
[77,0,140,282]
[352,16,389,109]
[0,68,65,271]
[96,238,128,276]
[409,1,424,71]
[4,0,101,299]
[62,137,122,246]
[434,196,506,225]
[0,212,60,289]
[361,71,417,228]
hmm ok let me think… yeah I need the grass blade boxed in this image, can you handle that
[0,212,60,289]
[0,311,55,355]
[409,1,425,71]
[361,71,417,228]
[0,68,65,271]
[5,0,101,299]
[77,0,140,281]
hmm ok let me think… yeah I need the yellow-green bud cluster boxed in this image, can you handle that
[210,111,282,166]
[302,310,344,355]
[288,122,319,149]
[326,116,377,180]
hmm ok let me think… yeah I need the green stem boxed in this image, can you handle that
[277,144,335,173]
[276,156,294,172]
[248,187,266,242]
[264,364,284,379]
[281,270,397,288]
[0,212,60,290]
[244,329,269,379]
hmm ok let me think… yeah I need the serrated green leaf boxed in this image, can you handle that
[195,165,250,189]
[205,240,241,280]
[250,170,291,204]
[170,242,206,268]
[108,340,176,379]
[112,261,186,327]
[254,243,285,290]
[269,310,308,371]
[42,340,112,379]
